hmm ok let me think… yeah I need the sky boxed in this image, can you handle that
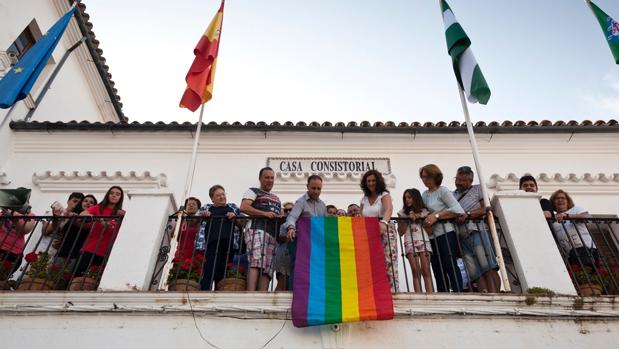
[83,0,619,124]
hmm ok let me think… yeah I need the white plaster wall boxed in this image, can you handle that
[0,0,108,123]
[2,130,618,218]
[0,315,617,349]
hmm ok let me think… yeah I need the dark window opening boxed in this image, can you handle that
[6,19,42,59]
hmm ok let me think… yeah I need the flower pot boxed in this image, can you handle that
[69,277,99,291]
[217,277,246,291]
[578,284,603,297]
[17,277,55,291]
[168,279,200,291]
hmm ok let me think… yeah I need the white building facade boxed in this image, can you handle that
[1,1,619,348]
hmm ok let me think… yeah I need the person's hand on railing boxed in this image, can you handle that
[117,209,126,216]
[379,220,389,236]
[225,212,236,220]
[456,213,467,224]
[262,211,278,219]
[555,212,568,223]
[201,211,211,217]
[51,239,61,250]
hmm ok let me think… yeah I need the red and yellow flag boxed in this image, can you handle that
[179,1,225,112]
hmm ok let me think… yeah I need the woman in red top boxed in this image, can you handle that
[175,197,203,260]
[73,186,125,277]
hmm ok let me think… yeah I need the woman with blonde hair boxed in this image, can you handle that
[549,189,598,268]
[419,164,465,292]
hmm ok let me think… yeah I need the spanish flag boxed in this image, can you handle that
[179,1,224,112]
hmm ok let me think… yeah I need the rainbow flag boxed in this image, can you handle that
[291,216,394,328]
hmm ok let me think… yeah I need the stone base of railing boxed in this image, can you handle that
[0,292,617,319]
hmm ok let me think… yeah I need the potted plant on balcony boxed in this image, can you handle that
[69,265,101,291]
[216,261,247,291]
[18,252,67,290]
[569,264,614,296]
[167,254,203,291]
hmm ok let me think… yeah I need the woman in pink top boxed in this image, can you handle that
[359,170,399,292]
[73,186,125,277]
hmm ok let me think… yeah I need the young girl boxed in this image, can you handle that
[74,186,125,278]
[398,188,433,293]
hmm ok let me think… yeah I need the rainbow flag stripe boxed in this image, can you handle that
[292,216,394,327]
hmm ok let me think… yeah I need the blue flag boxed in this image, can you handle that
[0,7,76,109]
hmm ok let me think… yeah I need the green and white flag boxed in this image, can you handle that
[587,0,619,64]
[440,0,490,104]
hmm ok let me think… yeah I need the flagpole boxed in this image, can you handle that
[183,104,205,200]
[24,36,86,121]
[169,104,205,240]
[456,84,511,292]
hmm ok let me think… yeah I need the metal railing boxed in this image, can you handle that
[0,212,123,291]
[548,217,619,296]
[151,215,518,294]
[394,216,518,293]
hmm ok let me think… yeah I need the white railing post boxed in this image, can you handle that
[492,191,577,295]
[98,190,177,291]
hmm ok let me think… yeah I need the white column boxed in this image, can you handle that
[98,190,177,291]
[492,191,577,295]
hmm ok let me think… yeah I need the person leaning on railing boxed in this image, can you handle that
[419,164,465,293]
[240,167,282,291]
[359,169,399,293]
[549,189,598,268]
[196,185,241,291]
[175,197,202,261]
[73,186,125,277]
[49,194,97,262]
[0,207,36,275]
[281,175,327,291]
[42,192,84,252]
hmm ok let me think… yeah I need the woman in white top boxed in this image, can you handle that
[550,189,598,268]
[359,170,399,292]
[398,188,432,293]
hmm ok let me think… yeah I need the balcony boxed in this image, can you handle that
[1,189,619,347]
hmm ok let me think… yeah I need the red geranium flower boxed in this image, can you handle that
[63,271,73,281]
[25,252,38,263]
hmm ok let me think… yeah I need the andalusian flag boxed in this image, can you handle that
[179,1,225,112]
[291,216,394,328]
[587,0,619,64]
[440,0,490,105]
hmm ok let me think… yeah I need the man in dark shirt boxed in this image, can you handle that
[519,175,553,217]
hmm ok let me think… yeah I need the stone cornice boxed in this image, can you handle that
[32,171,167,192]
[0,292,617,320]
[489,173,619,195]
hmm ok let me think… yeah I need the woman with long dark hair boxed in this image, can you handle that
[398,188,433,293]
[73,186,125,278]
[359,170,399,292]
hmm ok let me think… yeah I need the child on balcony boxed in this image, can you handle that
[398,188,433,293]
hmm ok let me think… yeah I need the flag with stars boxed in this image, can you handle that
[179,1,225,112]
[0,7,76,109]
[588,0,619,64]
